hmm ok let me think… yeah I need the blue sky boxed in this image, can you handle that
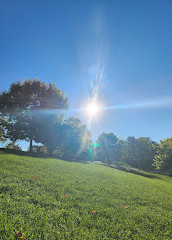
[0,0,172,149]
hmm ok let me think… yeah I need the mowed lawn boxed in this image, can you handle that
[0,152,172,240]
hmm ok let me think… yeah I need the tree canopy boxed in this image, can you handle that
[96,133,124,165]
[0,79,68,151]
[40,115,91,159]
[122,137,158,170]
[153,137,172,170]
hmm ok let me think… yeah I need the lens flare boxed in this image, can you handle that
[87,101,100,117]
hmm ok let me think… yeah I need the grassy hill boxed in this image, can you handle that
[0,151,172,239]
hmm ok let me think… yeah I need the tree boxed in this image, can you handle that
[0,125,5,142]
[0,79,68,151]
[61,117,91,160]
[122,136,158,170]
[0,114,8,142]
[34,114,91,160]
[153,137,172,170]
[122,136,138,165]
[136,137,158,169]
[96,133,123,165]
[34,113,65,154]
[0,126,5,142]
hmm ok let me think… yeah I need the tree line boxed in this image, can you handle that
[96,133,172,171]
[0,79,171,171]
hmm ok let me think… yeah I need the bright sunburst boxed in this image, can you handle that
[87,101,100,117]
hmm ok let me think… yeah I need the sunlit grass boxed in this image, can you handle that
[0,151,172,239]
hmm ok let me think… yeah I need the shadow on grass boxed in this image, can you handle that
[0,148,50,159]
[117,166,162,179]
[97,162,165,179]
[0,148,90,164]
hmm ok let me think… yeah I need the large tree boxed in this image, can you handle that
[0,79,68,151]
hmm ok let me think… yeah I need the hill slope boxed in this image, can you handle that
[0,151,172,239]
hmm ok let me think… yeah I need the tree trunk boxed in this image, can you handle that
[30,139,33,152]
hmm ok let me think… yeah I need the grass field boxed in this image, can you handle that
[0,151,172,239]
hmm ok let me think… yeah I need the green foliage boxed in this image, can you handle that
[153,137,172,170]
[0,115,8,142]
[0,126,5,142]
[96,133,124,165]
[0,79,68,151]
[36,114,91,160]
[6,141,22,150]
[95,134,161,170]
[61,117,90,161]
[31,145,48,155]
[122,137,158,170]
[0,152,172,239]
[53,147,64,159]
[29,113,64,154]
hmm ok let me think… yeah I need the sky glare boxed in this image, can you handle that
[0,0,172,149]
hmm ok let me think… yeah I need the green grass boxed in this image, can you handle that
[0,151,172,239]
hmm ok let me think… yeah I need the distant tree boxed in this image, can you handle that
[153,137,172,170]
[0,79,68,151]
[136,137,159,169]
[96,133,123,165]
[122,136,138,165]
[123,136,158,170]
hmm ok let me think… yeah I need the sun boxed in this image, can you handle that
[87,101,99,117]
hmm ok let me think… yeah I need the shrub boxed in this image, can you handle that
[6,141,21,150]
[31,145,48,155]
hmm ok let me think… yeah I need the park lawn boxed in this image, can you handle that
[0,151,172,240]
